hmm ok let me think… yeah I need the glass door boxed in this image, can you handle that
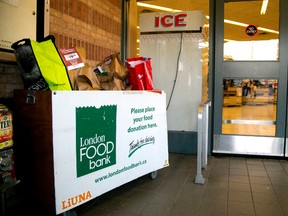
[212,0,288,156]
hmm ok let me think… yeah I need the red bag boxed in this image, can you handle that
[126,57,153,90]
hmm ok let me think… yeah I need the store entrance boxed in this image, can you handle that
[212,0,288,156]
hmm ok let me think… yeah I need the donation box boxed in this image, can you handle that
[13,90,169,215]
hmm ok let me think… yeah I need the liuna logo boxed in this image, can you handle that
[76,105,117,177]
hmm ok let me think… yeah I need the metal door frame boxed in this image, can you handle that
[209,0,288,156]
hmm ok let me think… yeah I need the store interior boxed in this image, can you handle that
[222,79,277,136]
[136,0,279,137]
[0,1,285,215]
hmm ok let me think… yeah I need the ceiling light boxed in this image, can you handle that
[207,15,278,34]
[224,18,278,34]
[257,26,278,34]
[260,0,269,15]
[224,19,248,28]
[137,2,181,12]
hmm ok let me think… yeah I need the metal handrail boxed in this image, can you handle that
[195,100,211,184]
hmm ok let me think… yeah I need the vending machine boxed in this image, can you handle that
[0,104,15,184]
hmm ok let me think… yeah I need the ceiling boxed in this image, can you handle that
[136,0,279,41]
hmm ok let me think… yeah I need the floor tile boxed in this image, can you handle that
[117,199,148,215]
[202,189,228,201]
[126,189,156,202]
[265,164,283,171]
[149,191,178,206]
[266,170,288,178]
[229,174,250,183]
[207,173,229,182]
[199,198,228,214]
[169,205,199,216]
[229,163,247,169]
[250,183,274,193]
[229,168,248,176]
[254,202,284,216]
[249,176,271,184]
[140,203,171,216]
[8,153,288,216]
[273,185,288,194]
[252,192,278,203]
[246,159,263,165]
[263,159,282,166]
[205,179,229,190]
[247,164,266,171]
[270,176,288,186]
[227,200,255,216]
[229,182,251,192]
[249,170,268,177]
[198,204,227,216]
[229,190,253,202]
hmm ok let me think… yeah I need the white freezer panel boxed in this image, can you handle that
[140,33,203,131]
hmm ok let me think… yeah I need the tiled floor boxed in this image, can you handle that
[5,153,288,216]
[72,153,288,216]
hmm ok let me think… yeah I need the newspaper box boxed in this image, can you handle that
[13,90,169,215]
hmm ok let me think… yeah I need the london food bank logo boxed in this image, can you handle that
[76,105,117,177]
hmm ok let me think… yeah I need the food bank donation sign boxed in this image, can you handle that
[51,91,169,214]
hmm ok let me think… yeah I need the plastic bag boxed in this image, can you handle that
[126,57,153,90]
[11,35,72,91]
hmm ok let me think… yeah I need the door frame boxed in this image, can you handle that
[209,0,288,156]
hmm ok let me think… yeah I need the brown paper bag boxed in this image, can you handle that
[74,63,102,90]
[68,48,130,91]
[67,47,101,90]
[95,52,129,83]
